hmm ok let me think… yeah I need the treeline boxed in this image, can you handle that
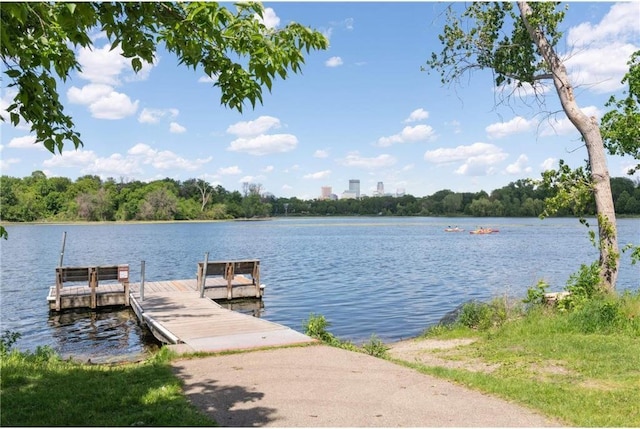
[1,171,640,222]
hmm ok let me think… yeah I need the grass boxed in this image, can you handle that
[392,293,640,427]
[0,346,215,426]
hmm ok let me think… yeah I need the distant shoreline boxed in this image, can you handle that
[1,218,274,227]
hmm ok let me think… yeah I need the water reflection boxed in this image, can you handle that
[213,298,265,318]
[47,307,161,364]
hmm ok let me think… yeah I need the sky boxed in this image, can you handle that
[1,1,639,200]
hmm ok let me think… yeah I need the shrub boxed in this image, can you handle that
[457,298,511,331]
[523,280,550,307]
[559,262,602,311]
[361,334,389,358]
[0,330,21,357]
[303,313,355,349]
[568,298,623,334]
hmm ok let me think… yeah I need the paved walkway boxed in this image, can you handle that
[171,344,562,427]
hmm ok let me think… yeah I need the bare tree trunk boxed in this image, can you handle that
[196,179,212,212]
[518,1,619,291]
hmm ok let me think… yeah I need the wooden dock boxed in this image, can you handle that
[47,260,315,353]
[129,280,314,353]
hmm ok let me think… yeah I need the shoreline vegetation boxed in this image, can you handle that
[2,274,639,427]
[2,172,640,226]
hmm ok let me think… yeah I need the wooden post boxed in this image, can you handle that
[119,265,130,306]
[225,262,234,300]
[200,252,209,298]
[58,231,66,267]
[253,261,261,298]
[55,268,63,311]
[140,260,146,302]
[89,267,97,309]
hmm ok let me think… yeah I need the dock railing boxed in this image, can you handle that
[54,265,130,311]
[196,259,261,300]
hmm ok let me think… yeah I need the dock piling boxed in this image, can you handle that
[140,260,146,302]
[200,252,209,298]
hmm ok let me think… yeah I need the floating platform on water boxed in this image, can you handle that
[47,260,314,352]
[128,281,312,353]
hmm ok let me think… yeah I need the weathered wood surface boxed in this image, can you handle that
[51,265,130,311]
[196,259,262,299]
[47,284,130,310]
[129,281,313,353]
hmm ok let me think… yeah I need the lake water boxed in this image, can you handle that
[1,217,638,363]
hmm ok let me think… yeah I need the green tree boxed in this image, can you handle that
[138,187,178,221]
[426,2,620,291]
[601,51,640,175]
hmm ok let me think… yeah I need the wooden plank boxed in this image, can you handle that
[130,283,312,352]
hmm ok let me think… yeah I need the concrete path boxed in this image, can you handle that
[171,344,562,427]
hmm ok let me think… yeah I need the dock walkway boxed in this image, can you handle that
[129,280,314,353]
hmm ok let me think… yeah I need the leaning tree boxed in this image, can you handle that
[426,1,625,291]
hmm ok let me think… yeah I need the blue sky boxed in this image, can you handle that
[1,2,639,199]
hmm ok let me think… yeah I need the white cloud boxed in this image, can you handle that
[314,149,329,158]
[67,84,113,105]
[42,150,141,180]
[339,152,397,169]
[0,157,20,172]
[218,166,242,175]
[43,149,98,168]
[138,108,179,124]
[77,43,129,85]
[565,3,640,93]
[377,125,436,147]
[486,116,537,139]
[256,7,280,29]
[404,108,429,123]
[425,142,508,177]
[169,122,186,134]
[227,116,281,137]
[7,135,45,150]
[566,43,638,93]
[68,84,138,120]
[88,91,139,120]
[239,175,257,184]
[83,153,143,177]
[541,158,557,171]
[262,165,274,173]
[505,154,532,175]
[568,3,639,48]
[227,134,298,156]
[344,18,354,31]
[128,143,212,171]
[325,56,343,67]
[445,120,462,134]
[304,170,332,179]
[76,42,155,85]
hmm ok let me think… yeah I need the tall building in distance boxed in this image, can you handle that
[349,179,360,199]
[320,186,332,200]
[376,182,384,196]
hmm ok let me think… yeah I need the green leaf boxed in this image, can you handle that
[131,57,142,73]
[5,69,21,78]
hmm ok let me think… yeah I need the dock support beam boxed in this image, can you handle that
[200,252,209,298]
[140,260,146,302]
